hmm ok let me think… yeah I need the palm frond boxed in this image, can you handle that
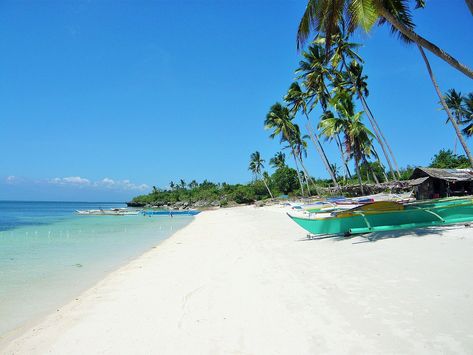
[348,0,378,32]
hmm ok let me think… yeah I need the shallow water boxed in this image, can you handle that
[0,201,193,336]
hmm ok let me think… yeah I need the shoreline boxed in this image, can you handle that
[0,214,198,351]
[3,205,473,354]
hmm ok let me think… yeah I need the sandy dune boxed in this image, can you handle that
[3,206,473,354]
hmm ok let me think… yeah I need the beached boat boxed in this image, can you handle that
[288,198,473,236]
[76,208,141,216]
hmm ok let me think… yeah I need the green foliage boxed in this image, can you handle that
[271,167,299,194]
[444,89,473,137]
[131,178,272,207]
[359,161,386,182]
[398,165,415,180]
[429,149,470,169]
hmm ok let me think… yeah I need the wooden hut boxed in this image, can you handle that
[409,167,473,200]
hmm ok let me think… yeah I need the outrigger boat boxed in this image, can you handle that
[288,197,473,236]
[76,208,141,216]
[142,210,200,216]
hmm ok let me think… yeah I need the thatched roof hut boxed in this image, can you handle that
[408,167,473,200]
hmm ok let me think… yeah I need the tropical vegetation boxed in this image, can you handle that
[130,149,469,206]
[131,2,472,205]
[255,0,473,197]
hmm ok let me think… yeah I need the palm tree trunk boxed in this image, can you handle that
[466,0,473,15]
[363,157,380,184]
[354,154,364,195]
[372,170,380,184]
[360,95,400,180]
[336,135,352,179]
[373,150,389,182]
[302,170,312,195]
[261,176,274,199]
[341,57,399,180]
[298,155,317,196]
[291,149,305,196]
[418,45,473,168]
[304,119,339,187]
[378,7,473,79]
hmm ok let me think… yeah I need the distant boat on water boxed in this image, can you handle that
[76,208,141,216]
[142,210,200,216]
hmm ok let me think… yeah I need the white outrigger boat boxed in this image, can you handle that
[75,208,140,216]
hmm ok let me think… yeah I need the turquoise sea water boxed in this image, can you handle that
[0,201,193,337]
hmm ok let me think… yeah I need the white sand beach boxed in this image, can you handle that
[3,205,473,354]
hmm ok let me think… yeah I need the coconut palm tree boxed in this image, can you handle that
[284,82,339,187]
[188,180,198,189]
[264,103,306,195]
[297,0,473,79]
[444,90,473,138]
[297,43,354,181]
[462,94,473,137]
[319,91,375,193]
[248,151,274,198]
[296,43,333,111]
[290,125,317,195]
[345,59,399,180]
[269,151,286,169]
[327,29,400,179]
[417,46,473,167]
[445,89,467,149]
[445,89,467,124]
[319,110,353,180]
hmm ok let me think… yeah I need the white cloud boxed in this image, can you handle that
[47,176,149,191]
[95,178,149,191]
[49,176,90,186]
[5,175,16,184]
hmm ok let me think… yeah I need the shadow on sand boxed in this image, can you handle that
[297,223,473,244]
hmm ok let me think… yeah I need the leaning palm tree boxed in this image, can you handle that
[289,125,317,195]
[248,151,274,198]
[344,114,376,194]
[445,89,468,125]
[345,59,399,180]
[269,151,286,169]
[417,46,473,167]
[445,89,467,149]
[327,29,400,179]
[319,91,375,193]
[297,0,473,79]
[319,110,353,180]
[264,103,306,195]
[296,43,333,111]
[285,81,339,187]
[296,43,353,181]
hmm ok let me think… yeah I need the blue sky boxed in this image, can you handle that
[1,0,472,201]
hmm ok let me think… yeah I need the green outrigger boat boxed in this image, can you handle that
[288,197,473,236]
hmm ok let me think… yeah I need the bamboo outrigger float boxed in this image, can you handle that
[288,197,473,236]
